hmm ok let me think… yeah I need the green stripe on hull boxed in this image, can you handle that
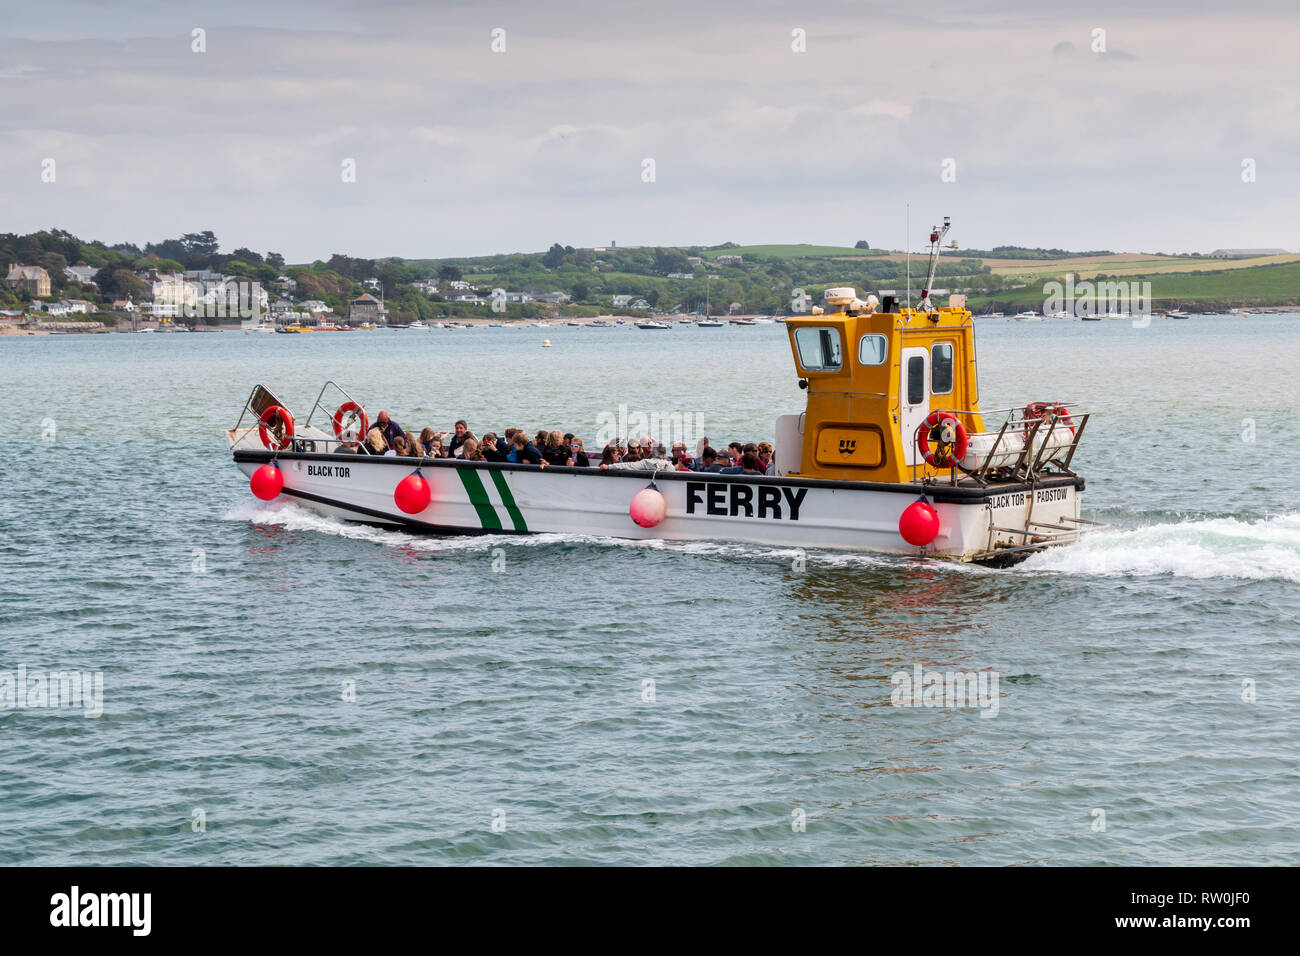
[457,468,503,530]
[488,469,529,532]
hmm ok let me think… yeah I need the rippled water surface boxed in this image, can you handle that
[3,316,1298,865]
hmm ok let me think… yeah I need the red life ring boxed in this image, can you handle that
[332,401,370,441]
[1022,402,1076,438]
[258,404,295,450]
[917,411,969,468]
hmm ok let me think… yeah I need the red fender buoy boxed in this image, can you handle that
[899,498,940,547]
[630,485,666,528]
[250,463,284,500]
[332,401,370,441]
[917,412,969,468]
[394,472,431,514]
[258,404,295,450]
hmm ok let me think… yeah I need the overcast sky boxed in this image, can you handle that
[1,0,1297,261]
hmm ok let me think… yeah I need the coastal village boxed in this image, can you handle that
[2,261,580,333]
[2,229,1296,334]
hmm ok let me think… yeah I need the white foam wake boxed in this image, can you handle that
[1021,512,1300,582]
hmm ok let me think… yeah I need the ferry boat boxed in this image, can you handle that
[227,217,1092,565]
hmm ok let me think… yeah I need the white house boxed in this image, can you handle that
[667,272,694,280]
[611,295,633,307]
[61,299,93,314]
[44,302,71,318]
[300,299,332,313]
[64,265,98,286]
[413,279,439,294]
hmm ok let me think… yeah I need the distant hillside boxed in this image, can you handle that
[5,227,1295,320]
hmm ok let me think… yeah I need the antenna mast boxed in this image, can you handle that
[918,216,952,313]
[905,204,911,311]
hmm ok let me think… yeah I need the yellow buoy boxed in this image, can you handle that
[542,339,552,348]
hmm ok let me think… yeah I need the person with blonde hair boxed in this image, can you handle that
[757,441,775,476]
[542,429,568,466]
[364,426,388,456]
[461,437,483,461]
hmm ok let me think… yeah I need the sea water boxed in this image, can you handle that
[2,316,1297,864]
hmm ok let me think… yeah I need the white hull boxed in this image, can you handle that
[230,435,1084,563]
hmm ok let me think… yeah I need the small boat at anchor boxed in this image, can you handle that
[635,320,670,330]
[227,216,1094,565]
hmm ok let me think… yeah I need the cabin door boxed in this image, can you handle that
[899,346,930,467]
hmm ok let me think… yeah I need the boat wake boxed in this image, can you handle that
[1021,512,1300,582]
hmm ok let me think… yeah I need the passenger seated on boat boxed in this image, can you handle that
[391,434,410,457]
[461,437,483,461]
[719,452,763,475]
[670,442,693,470]
[403,431,423,456]
[697,447,723,472]
[364,427,388,456]
[599,445,621,468]
[417,427,440,456]
[481,433,508,462]
[727,442,744,467]
[510,430,548,467]
[542,430,570,466]
[375,410,404,448]
[757,441,775,476]
[565,434,590,467]
[447,420,474,457]
[334,441,360,455]
[425,433,446,458]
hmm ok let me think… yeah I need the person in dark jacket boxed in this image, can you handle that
[697,446,724,472]
[481,433,509,462]
[447,420,474,457]
[511,430,547,467]
[565,434,590,467]
[375,411,404,448]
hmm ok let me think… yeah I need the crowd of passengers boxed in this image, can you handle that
[334,410,777,475]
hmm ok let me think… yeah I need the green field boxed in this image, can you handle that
[967,261,1300,310]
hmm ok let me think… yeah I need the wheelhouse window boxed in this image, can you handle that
[907,356,925,405]
[794,326,843,371]
[858,334,887,366]
[931,342,954,395]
